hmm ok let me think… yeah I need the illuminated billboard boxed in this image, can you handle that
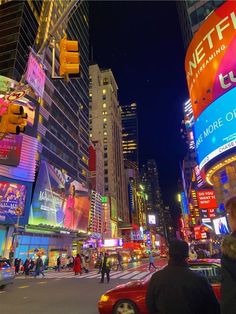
[148,214,156,225]
[29,161,90,232]
[185,1,236,119]
[197,190,218,209]
[213,216,230,235]
[194,87,236,169]
[0,182,27,217]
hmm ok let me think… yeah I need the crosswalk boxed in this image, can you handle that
[15,269,155,281]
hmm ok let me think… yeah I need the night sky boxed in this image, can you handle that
[90,1,188,212]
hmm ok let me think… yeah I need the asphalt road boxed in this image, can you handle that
[0,258,167,314]
[0,277,122,314]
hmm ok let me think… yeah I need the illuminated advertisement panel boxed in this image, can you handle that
[194,87,236,169]
[29,161,90,232]
[213,216,230,235]
[185,1,236,119]
[148,214,156,225]
[197,190,218,209]
[0,134,22,166]
[0,182,26,217]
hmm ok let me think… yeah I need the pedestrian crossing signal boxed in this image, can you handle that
[60,38,80,77]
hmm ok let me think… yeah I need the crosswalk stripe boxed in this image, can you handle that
[118,271,140,279]
[110,271,123,277]
[131,271,150,280]
[110,270,130,278]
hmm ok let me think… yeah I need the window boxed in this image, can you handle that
[102,95,106,100]
[105,177,108,183]
[90,133,92,138]
[103,118,107,122]
[105,169,108,175]
[103,103,107,108]
[102,89,106,94]
[89,93,92,101]
[103,131,107,136]
[104,152,107,159]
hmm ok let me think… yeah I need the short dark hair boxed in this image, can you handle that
[169,240,189,259]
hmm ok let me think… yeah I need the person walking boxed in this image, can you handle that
[74,254,82,275]
[23,258,30,276]
[221,196,236,314]
[146,239,220,314]
[56,255,61,272]
[99,252,111,283]
[81,254,89,273]
[97,252,103,274]
[148,252,157,271]
[14,258,21,274]
[34,256,45,278]
[116,251,123,271]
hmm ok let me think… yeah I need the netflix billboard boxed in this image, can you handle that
[197,190,218,209]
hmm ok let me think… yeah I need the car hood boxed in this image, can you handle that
[106,280,147,294]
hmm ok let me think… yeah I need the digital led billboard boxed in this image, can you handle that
[213,216,230,235]
[185,1,236,119]
[194,87,236,169]
[148,214,156,225]
[197,190,218,209]
[29,161,90,232]
[0,182,27,218]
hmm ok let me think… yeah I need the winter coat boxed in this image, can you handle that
[221,233,236,314]
[146,262,220,314]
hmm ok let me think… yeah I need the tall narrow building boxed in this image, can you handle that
[121,102,138,168]
[141,159,165,235]
[89,64,129,237]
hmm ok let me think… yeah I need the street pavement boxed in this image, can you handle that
[0,258,167,314]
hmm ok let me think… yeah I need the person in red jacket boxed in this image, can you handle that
[74,254,82,276]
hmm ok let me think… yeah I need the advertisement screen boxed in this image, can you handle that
[148,214,156,225]
[185,1,236,119]
[194,87,236,169]
[213,216,230,235]
[0,134,22,166]
[197,190,218,209]
[0,182,27,217]
[29,161,90,232]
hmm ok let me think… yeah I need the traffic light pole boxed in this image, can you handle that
[37,0,81,56]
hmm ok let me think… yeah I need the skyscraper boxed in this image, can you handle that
[140,159,165,234]
[89,64,129,237]
[121,102,138,168]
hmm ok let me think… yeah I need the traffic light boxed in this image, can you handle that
[60,37,80,77]
[0,103,27,135]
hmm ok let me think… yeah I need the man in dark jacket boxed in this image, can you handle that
[221,196,236,314]
[146,239,220,314]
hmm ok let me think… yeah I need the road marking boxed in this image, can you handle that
[18,285,29,289]
[110,270,129,278]
[131,271,150,280]
[119,271,140,279]
[0,291,6,294]
[37,281,47,284]
[110,271,123,277]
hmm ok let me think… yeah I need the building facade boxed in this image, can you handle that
[89,64,129,237]
[0,0,90,261]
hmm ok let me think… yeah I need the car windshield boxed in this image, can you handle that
[0,259,11,269]
[189,263,221,284]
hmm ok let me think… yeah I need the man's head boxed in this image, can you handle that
[225,196,236,232]
[168,240,189,264]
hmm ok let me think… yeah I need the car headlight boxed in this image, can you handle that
[100,294,109,302]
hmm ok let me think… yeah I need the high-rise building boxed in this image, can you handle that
[89,64,129,237]
[177,0,225,48]
[140,159,165,234]
[121,102,138,168]
[0,0,90,259]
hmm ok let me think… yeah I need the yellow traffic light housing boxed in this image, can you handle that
[60,38,80,77]
[0,103,28,135]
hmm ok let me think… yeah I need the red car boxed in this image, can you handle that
[98,259,221,314]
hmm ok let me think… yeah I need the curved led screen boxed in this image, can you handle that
[185,1,236,119]
[194,87,236,169]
